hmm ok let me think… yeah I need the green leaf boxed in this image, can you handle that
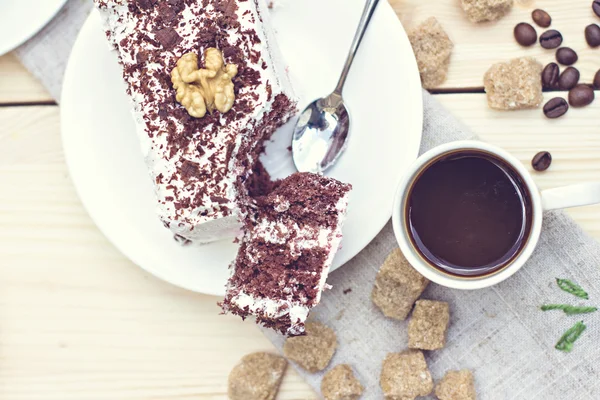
[541,304,598,315]
[556,278,589,299]
[555,321,587,352]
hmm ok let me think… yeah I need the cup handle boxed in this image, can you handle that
[541,183,600,211]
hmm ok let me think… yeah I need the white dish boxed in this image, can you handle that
[61,0,423,296]
[0,0,67,56]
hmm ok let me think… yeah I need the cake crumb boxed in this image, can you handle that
[380,350,433,399]
[408,300,450,350]
[228,352,287,400]
[461,0,513,23]
[321,364,364,400]
[343,288,352,295]
[371,248,429,321]
[408,17,454,89]
[484,57,543,110]
[283,322,337,372]
[435,370,477,400]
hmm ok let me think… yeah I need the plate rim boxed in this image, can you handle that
[0,0,68,56]
[60,2,423,296]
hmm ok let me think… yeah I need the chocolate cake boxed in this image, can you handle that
[94,0,297,243]
[221,173,352,336]
[96,1,355,334]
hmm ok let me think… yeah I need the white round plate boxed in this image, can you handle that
[0,0,67,56]
[61,1,423,296]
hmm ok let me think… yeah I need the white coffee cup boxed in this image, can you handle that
[392,140,600,290]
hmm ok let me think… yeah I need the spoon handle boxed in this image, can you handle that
[334,0,381,95]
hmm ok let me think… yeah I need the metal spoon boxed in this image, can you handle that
[292,0,381,173]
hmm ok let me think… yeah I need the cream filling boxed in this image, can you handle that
[231,292,310,336]
[229,191,350,334]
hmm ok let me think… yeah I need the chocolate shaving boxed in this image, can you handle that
[210,196,230,204]
[134,0,157,11]
[179,160,200,180]
[154,27,182,49]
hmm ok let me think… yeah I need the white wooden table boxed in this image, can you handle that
[0,1,599,398]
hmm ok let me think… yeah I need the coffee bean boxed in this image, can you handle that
[558,67,580,90]
[594,0,600,18]
[543,97,569,118]
[532,9,551,28]
[532,151,552,172]
[585,24,600,47]
[556,47,578,65]
[514,23,537,46]
[540,29,563,49]
[594,69,600,89]
[542,63,560,88]
[568,85,595,107]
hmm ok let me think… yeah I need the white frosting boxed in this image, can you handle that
[231,292,310,336]
[254,219,290,245]
[95,0,297,243]
[272,196,290,212]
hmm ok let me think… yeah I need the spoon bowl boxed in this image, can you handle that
[291,0,380,173]
[292,93,350,173]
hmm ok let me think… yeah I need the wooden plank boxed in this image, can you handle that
[0,105,316,400]
[390,0,600,89]
[0,94,599,399]
[0,53,52,104]
[2,1,597,101]
[2,97,600,398]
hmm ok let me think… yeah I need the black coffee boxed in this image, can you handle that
[407,151,533,277]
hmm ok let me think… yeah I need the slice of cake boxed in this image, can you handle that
[95,0,297,243]
[221,173,351,336]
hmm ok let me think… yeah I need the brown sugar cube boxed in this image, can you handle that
[371,248,429,321]
[408,300,450,350]
[283,321,337,372]
[380,350,433,400]
[408,17,454,89]
[435,370,477,400]
[484,57,543,110]
[461,0,513,23]
[321,364,364,400]
[228,352,287,400]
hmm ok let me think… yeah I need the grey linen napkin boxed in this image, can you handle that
[263,96,600,400]
[17,1,600,399]
[15,0,92,101]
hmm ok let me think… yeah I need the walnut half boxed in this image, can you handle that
[171,48,238,118]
